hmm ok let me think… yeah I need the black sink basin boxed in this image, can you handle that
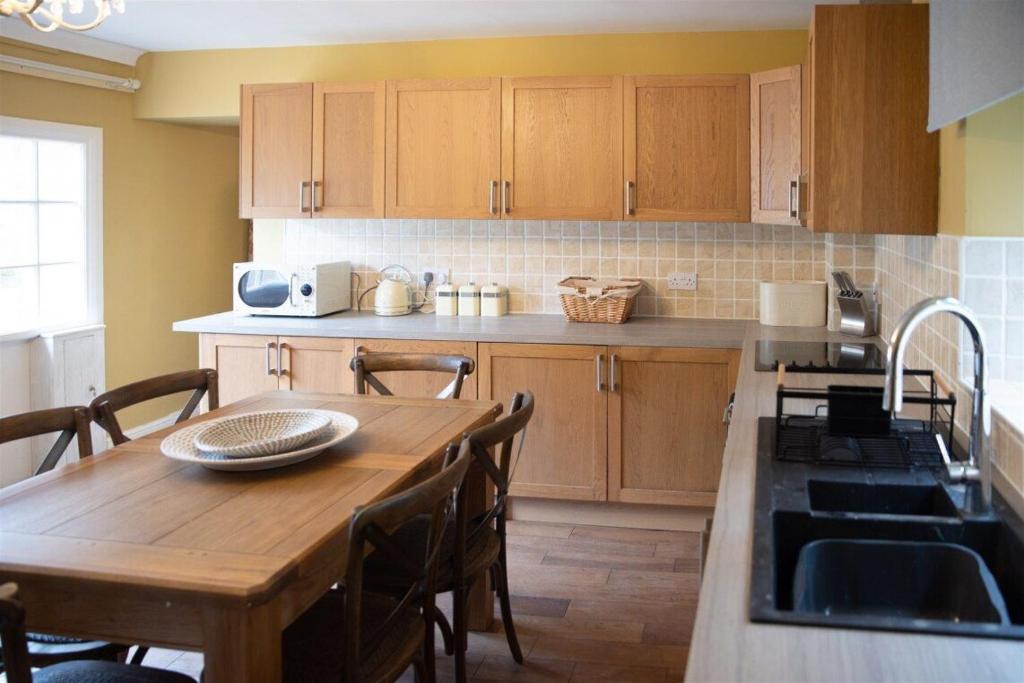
[807,479,959,517]
[793,539,1010,625]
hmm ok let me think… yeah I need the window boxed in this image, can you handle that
[0,116,102,338]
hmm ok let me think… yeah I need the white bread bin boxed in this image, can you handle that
[759,280,827,327]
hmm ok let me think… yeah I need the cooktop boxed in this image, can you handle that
[755,340,886,373]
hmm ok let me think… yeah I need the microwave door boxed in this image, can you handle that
[238,270,290,309]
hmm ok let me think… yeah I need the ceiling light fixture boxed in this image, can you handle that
[0,0,124,33]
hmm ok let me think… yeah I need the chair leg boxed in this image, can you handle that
[434,606,454,656]
[452,580,469,683]
[493,561,524,664]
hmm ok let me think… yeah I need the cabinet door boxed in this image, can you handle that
[624,75,750,222]
[354,339,477,399]
[799,31,814,229]
[385,78,501,218]
[239,83,313,219]
[278,337,354,394]
[608,347,739,507]
[750,66,801,225]
[501,76,622,220]
[199,334,280,406]
[807,4,937,234]
[478,343,607,501]
[312,82,385,218]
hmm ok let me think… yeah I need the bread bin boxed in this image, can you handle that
[759,280,827,327]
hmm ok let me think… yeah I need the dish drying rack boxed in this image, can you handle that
[774,365,958,471]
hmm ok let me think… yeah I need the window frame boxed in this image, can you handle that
[0,115,103,341]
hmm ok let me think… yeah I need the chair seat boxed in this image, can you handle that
[282,588,424,683]
[26,631,128,666]
[34,660,195,683]
[363,513,501,595]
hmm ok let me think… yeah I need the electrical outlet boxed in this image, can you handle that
[421,268,448,286]
[668,272,697,291]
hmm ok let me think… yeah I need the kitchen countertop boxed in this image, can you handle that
[173,310,751,348]
[173,310,1024,681]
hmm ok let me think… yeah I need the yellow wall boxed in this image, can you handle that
[965,93,1024,236]
[134,30,809,123]
[0,43,248,426]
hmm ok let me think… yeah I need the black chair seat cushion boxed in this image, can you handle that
[26,632,128,665]
[362,513,501,595]
[282,588,423,683]
[34,660,195,683]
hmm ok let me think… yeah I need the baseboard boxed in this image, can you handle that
[507,497,714,532]
[123,412,178,440]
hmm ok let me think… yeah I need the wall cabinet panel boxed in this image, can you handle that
[624,75,750,222]
[750,66,801,225]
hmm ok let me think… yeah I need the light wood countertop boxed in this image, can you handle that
[685,328,1024,682]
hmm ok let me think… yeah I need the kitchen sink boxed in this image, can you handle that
[793,539,1009,625]
[807,479,959,517]
[750,417,1024,639]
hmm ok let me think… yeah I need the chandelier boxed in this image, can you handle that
[0,0,124,32]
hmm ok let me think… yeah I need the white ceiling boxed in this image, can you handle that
[1,0,852,64]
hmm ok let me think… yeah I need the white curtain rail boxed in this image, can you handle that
[0,53,140,92]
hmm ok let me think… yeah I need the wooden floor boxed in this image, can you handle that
[144,521,702,682]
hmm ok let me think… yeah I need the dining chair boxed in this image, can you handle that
[280,445,472,683]
[351,352,475,399]
[90,369,218,445]
[0,407,134,670]
[363,392,535,682]
[0,583,195,683]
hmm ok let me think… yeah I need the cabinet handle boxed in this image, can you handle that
[298,181,310,212]
[503,180,511,214]
[266,341,278,376]
[312,181,321,212]
[788,179,798,219]
[722,392,735,425]
[595,354,605,392]
[610,353,619,392]
[624,181,635,216]
[278,342,288,378]
[489,180,498,215]
[289,273,300,306]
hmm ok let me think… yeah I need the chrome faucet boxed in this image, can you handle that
[882,297,991,508]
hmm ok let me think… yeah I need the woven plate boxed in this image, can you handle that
[193,409,332,457]
[161,410,359,471]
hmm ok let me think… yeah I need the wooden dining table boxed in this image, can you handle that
[0,391,502,682]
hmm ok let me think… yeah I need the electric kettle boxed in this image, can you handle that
[374,265,414,316]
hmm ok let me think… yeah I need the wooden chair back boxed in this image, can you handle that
[462,392,534,540]
[0,583,32,683]
[351,352,475,399]
[89,369,218,445]
[0,406,93,476]
[342,447,472,682]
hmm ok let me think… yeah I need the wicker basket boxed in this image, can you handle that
[556,277,644,324]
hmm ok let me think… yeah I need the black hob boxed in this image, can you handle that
[754,340,886,373]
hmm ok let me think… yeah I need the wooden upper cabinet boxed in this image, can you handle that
[750,66,801,225]
[312,82,385,218]
[239,83,314,219]
[501,76,623,220]
[624,75,750,222]
[803,4,937,234]
[386,78,501,219]
[607,347,739,507]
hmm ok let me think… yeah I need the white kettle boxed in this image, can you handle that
[374,265,414,316]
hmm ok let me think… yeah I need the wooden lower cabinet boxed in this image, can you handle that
[200,334,281,406]
[278,337,354,393]
[478,343,608,501]
[608,346,740,506]
[354,339,477,398]
[199,334,354,403]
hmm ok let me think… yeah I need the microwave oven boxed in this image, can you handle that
[233,262,351,317]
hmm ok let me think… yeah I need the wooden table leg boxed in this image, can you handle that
[202,601,281,683]
[465,456,495,631]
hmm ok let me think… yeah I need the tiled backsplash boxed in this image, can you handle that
[282,219,835,319]
[877,234,1024,499]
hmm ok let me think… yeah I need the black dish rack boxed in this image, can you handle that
[775,369,957,470]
